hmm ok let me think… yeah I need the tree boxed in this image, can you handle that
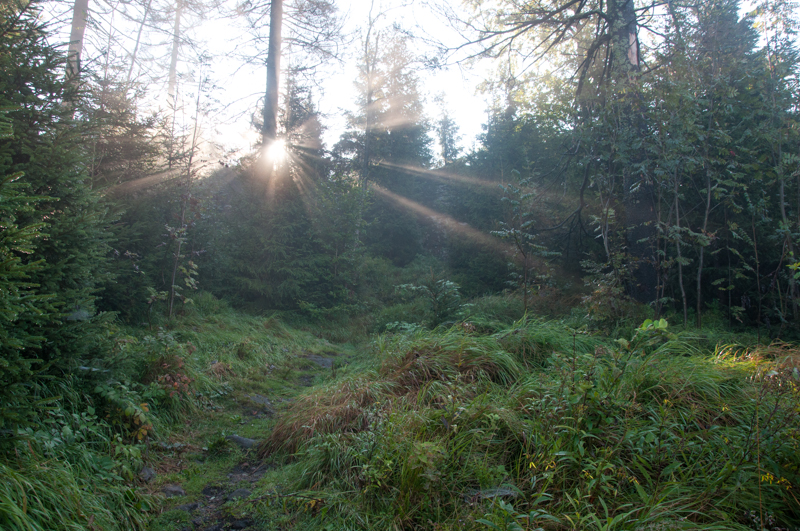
[434,95,462,167]
[0,107,54,435]
[682,0,759,327]
[125,0,155,85]
[1,0,112,429]
[756,0,800,322]
[451,0,661,303]
[493,170,559,313]
[67,0,90,80]
[234,0,343,151]
[198,70,357,310]
[333,29,434,265]
[166,70,207,318]
[263,0,283,146]
[449,0,645,95]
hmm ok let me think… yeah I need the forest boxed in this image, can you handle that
[2,0,800,529]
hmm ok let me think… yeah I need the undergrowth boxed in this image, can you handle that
[257,318,800,530]
[4,291,798,531]
[0,293,336,531]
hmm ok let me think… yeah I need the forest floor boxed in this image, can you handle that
[141,300,800,531]
[143,306,365,531]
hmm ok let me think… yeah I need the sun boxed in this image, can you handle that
[266,138,288,162]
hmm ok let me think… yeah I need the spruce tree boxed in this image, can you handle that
[0,0,112,398]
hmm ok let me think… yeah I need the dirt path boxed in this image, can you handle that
[146,350,343,531]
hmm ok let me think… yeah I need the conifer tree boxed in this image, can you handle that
[1,0,112,429]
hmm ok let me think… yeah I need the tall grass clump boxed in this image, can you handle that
[259,373,392,456]
[1,449,151,531]
[478,323,800,530]
[262,320,800,530]
[138,298,328,395]
[495,317,600,366]
[259,326,524,457]
[460,294,525,331]
[1,384,152,530]
[379,326,524,391]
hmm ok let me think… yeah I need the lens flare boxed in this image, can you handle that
[266,138,288,162]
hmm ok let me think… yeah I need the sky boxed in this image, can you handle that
[201,0,494,160]
[44,0,791,166]
[40,0,494,164]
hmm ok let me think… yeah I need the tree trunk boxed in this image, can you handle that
[360,7,379,187]
[654,179,667,319]
[361,40,376,187]
[355,2,380,248]
[752,219,762,343]
[611,0,657,305]
[262,0,283,145]
[126,0,154,85]
[67,0,90,80]
[674,168,687,327]
[168,0,183,100]
[168,76,203,319]
[102,2,118,89]
[609,0,639,74]
[780,175,798,319]
[696,170,712,328]
[166,0,183,170]
[523,253,529,314]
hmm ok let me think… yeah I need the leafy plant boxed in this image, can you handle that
[492,170,560,315]
[396,269,463,327]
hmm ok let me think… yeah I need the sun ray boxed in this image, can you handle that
[368,183,504,251]
[368,183,550,270]
[103,168,182,196]
[375,161,501,189]
[265,138,288,163]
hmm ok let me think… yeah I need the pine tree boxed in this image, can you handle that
[0,0,112,381]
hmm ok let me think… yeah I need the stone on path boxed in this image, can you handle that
[163,484,186,497]
[201,485,225,498]
[139,466,156,483]
[227,488,252,500]
[248,394,272,407]
[463,486,518,503]
[304,353,335,369]
[225,435,258,449]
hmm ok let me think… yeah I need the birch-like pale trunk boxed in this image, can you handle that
[695,170,712,328]
[168,76,203,319]
[67,0,90,80]
[167,0,184,100]
[262,0,283,146]
[126,0,154,85]
[674,166,688,327]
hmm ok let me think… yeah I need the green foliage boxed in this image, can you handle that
[0,0,114,439]
[0,6,158,530]
[492,170,561,314]
[4,0,800,528]
[580,248,643,330]
[0,118,54,433]
[0,449,150,531]
[396,270,463,327]
[1,375,152,530]
[83,81,163,189]
[258,319,800,530]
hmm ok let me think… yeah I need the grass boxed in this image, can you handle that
[252,318,800,530]
[0,396,153,531]
[4,291,799,531]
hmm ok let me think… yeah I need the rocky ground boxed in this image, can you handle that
[145,350,345,531]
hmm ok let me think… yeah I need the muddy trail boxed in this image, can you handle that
[146,350,346,531]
